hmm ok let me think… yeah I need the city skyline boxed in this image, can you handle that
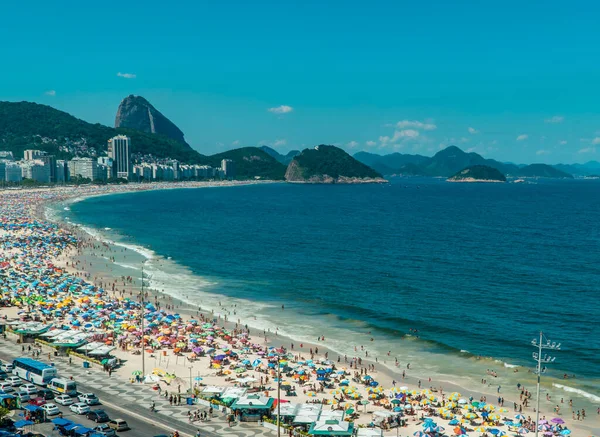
[1,1,599,164]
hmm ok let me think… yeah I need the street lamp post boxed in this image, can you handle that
[140,265,145,380]
[189,365,193,395]
[531,331,560,437]
[277,357,281,437]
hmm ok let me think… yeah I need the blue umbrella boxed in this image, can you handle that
[560,431,571,436]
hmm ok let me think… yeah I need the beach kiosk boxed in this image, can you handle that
[0,393,16,410]
[308,419,354,436]
[230,394,274,422]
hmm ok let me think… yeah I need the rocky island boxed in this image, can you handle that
[447,165,507,183]
[285,145,386,183]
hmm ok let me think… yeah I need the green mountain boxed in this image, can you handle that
[354,146,519,177]
[115,95,187,145]
[259,146,300,165]
[285,145,383,183]
[206,147,286,180]
[0,101,203,163]
[516,164,573,178]
[448,165,507,182]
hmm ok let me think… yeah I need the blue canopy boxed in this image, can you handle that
[65,423,82,431]
[52,418,73,426]
[13,420,33,428]
[23,405,41,411]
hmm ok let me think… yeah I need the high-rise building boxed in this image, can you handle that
[221,159,236,179]
[0,151,14,160]
[107,135,131,179]
[68,158,97,181]
[20,160,50,183]
[97,157,114,179]
[40,155,56,182]
[24,150,46,161]
[5,162,22,182]
[56,160,69,183]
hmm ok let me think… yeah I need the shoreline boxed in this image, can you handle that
[1,183,598,436]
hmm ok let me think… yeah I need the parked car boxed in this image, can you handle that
[0,382,14,393]
[77,393,100,405]
[94,424,116,437]
[40,403,60,416]
[5,376,22,387]
[28,397,47,406]
[20,384,38,395]
[36,388,55,400]
[108,419,129,431]
[69,402,90,415]
[0,371,9,380]
[14,392,30,403]
[54,394,74,406]
[87,409,109,423]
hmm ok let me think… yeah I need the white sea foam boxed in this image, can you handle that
[113,262,140,271]
[460,350,469,353]
[503,363,519,368]
[104,227,111,230]
[552,383,600,402]
[64,207,70,211]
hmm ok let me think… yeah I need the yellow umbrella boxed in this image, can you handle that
[307,391,317,397]
[449,392,461,400]
[464,412,478,419]
[474,427,487,432]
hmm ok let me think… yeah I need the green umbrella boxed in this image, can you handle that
[391,399,401,405]
[345,408,355,415]
[359,400,370,405]
[132,370,142,376]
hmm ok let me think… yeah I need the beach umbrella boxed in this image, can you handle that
[515,414,526,420]
[306,391,317,397]
[551,418,565,424]
[473,427,487,432]
[345,408,354,415]
[390,399,401,405]
[518,428,529,435]
[414,432,427,437]
[131,370,142,376]
[453,427,466,435]
[559,430,571,435]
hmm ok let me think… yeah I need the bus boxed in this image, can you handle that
[48,378,77,396]
[12,358,57,386]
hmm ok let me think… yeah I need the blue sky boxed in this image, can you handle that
[1,0,599,163]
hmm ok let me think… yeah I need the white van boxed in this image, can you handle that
[48,378,77,396]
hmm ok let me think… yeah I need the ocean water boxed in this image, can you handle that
[62,179,600,411]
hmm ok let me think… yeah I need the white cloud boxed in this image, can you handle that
[267,105,293,114]
[516,134,528,141]
[545,115,564,123]
[578,147,596,154]
[346,140,359,149]
[536,149,551,155]
[559,140,568,145]
[592,137,600,145]
[468,127,478,134]
[396,120,437,131]
[231,140,240,146]
[466,147,477,153]
[365,140,376,147]
[117,72,136,79]
[44,90,56,96]
[273,139,287,147]
[393,129,419,140]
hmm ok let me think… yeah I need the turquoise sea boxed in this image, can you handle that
[55,178,600,413]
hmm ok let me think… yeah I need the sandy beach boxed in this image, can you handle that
[0,182,597,437]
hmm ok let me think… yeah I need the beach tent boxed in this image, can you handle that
[319,410,344,421]
[13,420,34,429]
[308,419,354,436]
[201,386,225,397]
[221,387,248,399]
[356,429,384,437]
